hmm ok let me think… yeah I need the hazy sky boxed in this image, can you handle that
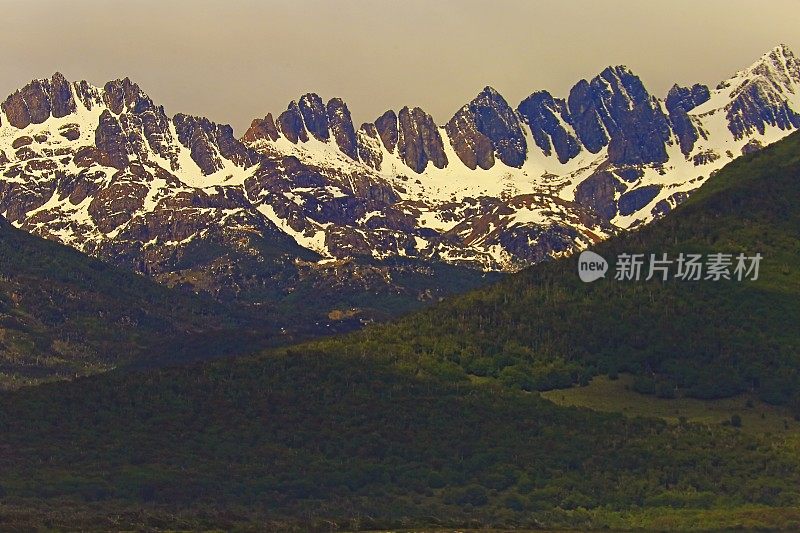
[1,0,798,134]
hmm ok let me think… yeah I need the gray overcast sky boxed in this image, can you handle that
[1,0,798,134]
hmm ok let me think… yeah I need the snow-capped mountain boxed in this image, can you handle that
[241,43,800,268]
[0,44,798,299]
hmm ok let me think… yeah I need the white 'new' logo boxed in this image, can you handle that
[578,250,608,283]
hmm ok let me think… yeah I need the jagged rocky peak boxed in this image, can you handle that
[446,86,527,169]
[665,83,711,114]
[174,113,258,175]
[356,122,383,170]
[665,83,710,155]
[568,65,671,165]
[723,44,800,140]
[470,86,527,167]
[103,77,154,115]
[747,43,800,86]
[567,78,607,154]
[445,103,494,170]
[374,109,398,152]
[1,72,78,128]
[298,92,329,141]
[261,93,358,159]
[73,80,104,110]
[517,90,581,164]
[397,106,447,173]
[357,105,445,172]
[327,98,358,160]
[716,44,800,96]
[106,77,181,168]
[242,113,280,143]
[277,100,308,144]
[0,73,186,173]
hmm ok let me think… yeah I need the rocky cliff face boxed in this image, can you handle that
[722,44,800,140]
[1,45,799,297]
[396,106,448,173]
[566,66,673,166]
[446,87,527,169]
[665,83,710,155]
[517,91,581,164]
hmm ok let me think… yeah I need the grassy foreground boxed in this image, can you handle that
[543,374,800,436]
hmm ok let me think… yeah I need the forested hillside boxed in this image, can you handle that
[0,217,277,387]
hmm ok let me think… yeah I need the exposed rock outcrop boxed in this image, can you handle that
[356,123,383,170]
[518,91,581,163]
[298,93,329,141]
[375,110,399,152]
[327,98,358,160]
[666,84,710,155]
[446,87,527,169]
[277,101,309,144]
[575,170,625,221]
[1,73,78,129]
[568,67,672,165]
[397,106,447,173]
[242,114,281,143]
[173,114,257,174]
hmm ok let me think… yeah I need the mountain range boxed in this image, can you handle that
[0,44,798,311]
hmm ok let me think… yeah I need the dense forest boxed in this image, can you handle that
[1,351,799,530]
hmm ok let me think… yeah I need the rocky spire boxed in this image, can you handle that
[445,86,527,169]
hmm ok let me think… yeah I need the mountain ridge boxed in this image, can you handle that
[0,44,797,308]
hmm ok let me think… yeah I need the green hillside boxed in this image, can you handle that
[0,132,799,529]
[0,217,281,387]
[2,351,800,530]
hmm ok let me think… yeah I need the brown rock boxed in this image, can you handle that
[173,114,256,174]
[103,78,147,115]
[446,87,527,169]
[88,180,148,233]
[173,114,223,175]
[73,146,103,168]
[14,147,38,161]
[298,93,329,141]
[73,80,103,110]
[59,124,81,141]
[242,114,280,143]
[445,106,494,170]
[12,136,33,149]
[375,110,398,152]
[50,72,77,118]
[277,102,308,144]
[2,79,51,128]
[357,123,383,170]
[327,98,358,160]
[574,170,625,221]
[95,110,130,169]
[397,106,447,173]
